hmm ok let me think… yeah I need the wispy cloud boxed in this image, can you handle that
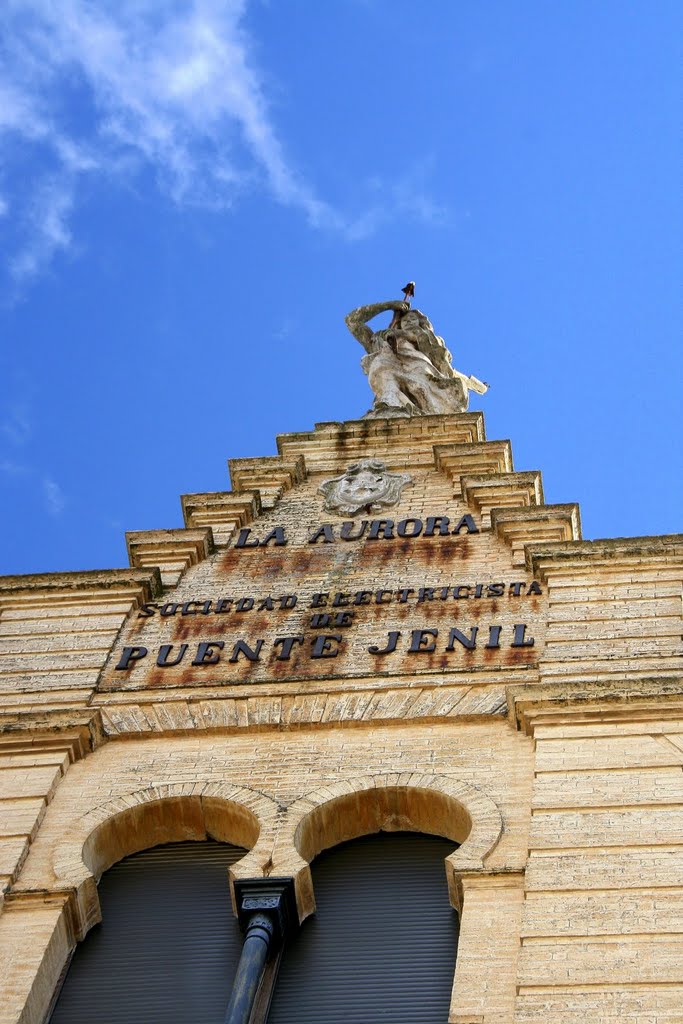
[0,0,444,288]
[9,178,75,282]
[0,458,30,476]
[344,164,451,242]
[0,385,66,518]
[0,400,33,446]
[43,476,66,517]
[0,458,67,520]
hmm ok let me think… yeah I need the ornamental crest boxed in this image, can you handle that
[319,459,412,517]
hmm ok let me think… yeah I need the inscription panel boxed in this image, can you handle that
[100,474,546,692]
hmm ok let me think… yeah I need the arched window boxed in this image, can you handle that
[268,832,459,1023]
[49,840,246,1024]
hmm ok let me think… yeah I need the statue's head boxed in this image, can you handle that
[396,308,449,357]
[399,308,434,334]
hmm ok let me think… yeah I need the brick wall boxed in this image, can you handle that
[0,413,681,1024]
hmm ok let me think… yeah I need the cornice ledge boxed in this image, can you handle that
[3,885,76,911]
[0,708,105,759]
[0,566,162,599]
[508,676,683,735]
[525,532,683,576]
[276,411,486,447]
[275,414,487,474]
[2,885,85,946]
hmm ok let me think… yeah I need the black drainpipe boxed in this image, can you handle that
[224,877,298,1024]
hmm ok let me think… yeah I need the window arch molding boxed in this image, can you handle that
[51,781,281,940]
[49,773,505,935]
[270,772,504,918]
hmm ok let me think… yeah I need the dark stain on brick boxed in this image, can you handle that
[220,548,243,573]
[505,647,535,666]
[360,543,396,567]
[269,650,302,677]
[419,541,436,565]
[263,555,287,577]
[291,552,314,574]
[248,615,270,633]
[173,616,207,641]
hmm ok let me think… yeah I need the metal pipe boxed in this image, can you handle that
[223,913,275,1024]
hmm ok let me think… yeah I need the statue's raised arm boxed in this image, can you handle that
[344,300,409,353]
[345,287,489,419]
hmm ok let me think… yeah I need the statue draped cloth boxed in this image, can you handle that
[345,300,488,418]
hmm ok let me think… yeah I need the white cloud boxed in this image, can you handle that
[0,0,444,285]
[43,476,66,516]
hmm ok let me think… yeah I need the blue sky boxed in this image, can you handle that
[1,0,681,576]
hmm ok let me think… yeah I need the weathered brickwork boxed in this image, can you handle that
[0,412,681,1024]
[512,698,683,1023]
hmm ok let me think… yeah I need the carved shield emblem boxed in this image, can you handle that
[319,459,412,516]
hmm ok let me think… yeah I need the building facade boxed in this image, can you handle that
[0,411,681,1023]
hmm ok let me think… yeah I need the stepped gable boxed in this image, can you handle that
[4,412,677,731]
[88,412,680,723]
[127,414,575,574]
[170,414,579,568]
[93,412,561,709]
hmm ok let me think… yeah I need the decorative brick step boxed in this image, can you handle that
[228,455,306,509]
[434,440,513,491]
[126,528,214,588]
[491,504,581,567]
[181,491,261,546]
[461,471,543,526]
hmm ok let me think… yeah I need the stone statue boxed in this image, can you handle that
[345,293,488,418]
[319,459,412,516]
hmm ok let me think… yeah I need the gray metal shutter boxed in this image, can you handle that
[268,832,459,1024]
[49,839,245,1024]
